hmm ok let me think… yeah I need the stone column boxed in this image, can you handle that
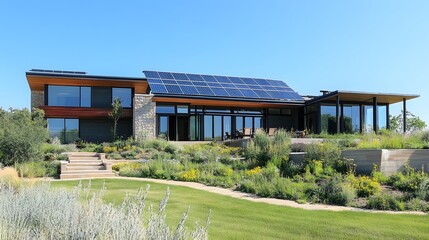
[133,94,156,140]
[31,90,44,109]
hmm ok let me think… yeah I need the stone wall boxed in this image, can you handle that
[133,94,156,140]
[342,149,429,176]
[31,90,44,109]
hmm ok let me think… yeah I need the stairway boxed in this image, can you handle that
[60,152,115,180]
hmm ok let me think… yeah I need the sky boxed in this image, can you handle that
[0,1,428,124]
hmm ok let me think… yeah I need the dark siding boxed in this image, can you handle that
[92,87,112,108]
[80,118,132,143]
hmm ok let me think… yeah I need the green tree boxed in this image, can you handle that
[389,110,427,132]
[109,98,123,141]
[0,108,49,166]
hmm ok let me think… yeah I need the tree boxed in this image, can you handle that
[389,110,427,133]
[109,98,123,141]
[0,108,49,166]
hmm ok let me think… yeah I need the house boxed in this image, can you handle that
[26,69,419,143]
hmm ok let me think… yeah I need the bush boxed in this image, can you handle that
[350,176,381,197]
[15,161,61,178]
[317,174,356,206]
[388,164,427,193]
[0,108,49,166]
[244,129,290,168]
[405,198,429,212]
[367,193,405,211]
[0,183,210,239]
[179,169,199,181]
[417,178,429,201]
[371,164,388,184]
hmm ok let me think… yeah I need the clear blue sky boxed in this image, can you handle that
[1,1,428,124]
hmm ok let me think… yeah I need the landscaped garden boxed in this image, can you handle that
[2,107,429,239]
[50,178,429,240]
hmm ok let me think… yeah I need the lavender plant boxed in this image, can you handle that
[0,180,210,239]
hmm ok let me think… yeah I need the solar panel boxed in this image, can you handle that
[165,85,182,94]
[143,70,303,102]
[180,85,199,95]
[196,86,214,95]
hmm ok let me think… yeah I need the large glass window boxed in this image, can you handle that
[65,119,79,143]
[236,116,243,132]
[47,118,79,143]
[321,105,337,134]
[80,87,91,107]
[47,119,65,140]
[214,116,222,140]
[177,105,189,114]
[343,105,360,133]
[190,115,200,141]
[156,105,175,114]
[378,106,387,130]
[254,117,263,130]
[48,86,80,107]
[158,116,168,138]
[223,116,231,140]
[204,115,213,140]
[112,88,132,108]
[363,106,374,132]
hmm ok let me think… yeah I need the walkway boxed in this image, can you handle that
[111,177,425,215]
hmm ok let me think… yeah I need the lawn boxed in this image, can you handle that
[51,179,429,240]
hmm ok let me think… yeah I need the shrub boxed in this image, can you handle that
[350,176,381,197]
[304,141,341,168]
[112,162,143,172]
[388,164,427,192]
[179,169,199,181]
[371,164,388,184]
[367,193,405,211]
[0,183,210,239]
[245,166,262,176]
[0,108,49,166]
[417,178,429,201]
[317,174,356,206]
[41,143,66,154]
[16,161,61,178]
[405,198,429,212]
[244,129,290,168]
[0,167,21,188]
[213,165,233,177]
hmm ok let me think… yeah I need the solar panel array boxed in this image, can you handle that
[143,71,303,102]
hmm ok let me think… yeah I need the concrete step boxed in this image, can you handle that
[68,160,103,164]
[60,172,116,180]
[61,170,113,174]
[66,165,106,171]
[66,152,98,156]
[69,156,100,161]
[67,162,103,166]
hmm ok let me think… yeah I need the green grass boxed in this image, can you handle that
[51,179,429,240]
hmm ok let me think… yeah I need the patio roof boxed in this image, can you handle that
[306,90,419,105]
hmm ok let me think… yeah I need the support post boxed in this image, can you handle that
[386,104,390,130]
[359,103,363,133]
[336,95,340,134]
[303,106,307,130]
[373,97,378,133]
[403,98,407,133]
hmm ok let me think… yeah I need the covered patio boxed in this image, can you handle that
[304,90,419,134]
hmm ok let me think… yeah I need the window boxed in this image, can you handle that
[363,106,373,132]
[47,118,79,144]
[48,86,80,107]
[159,116,168,138]
[204,115,213,140]
[321,105,337,134]
[214,116,222,140]
[112,88,132,108]
[378,106,387,130]
[343,105,360,133]
[177,105,189,114]
[156,105,175,114]
[80,87,91,107]
[48,85,92,107]
[268,108,281,115]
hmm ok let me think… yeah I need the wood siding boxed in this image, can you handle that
[40,106,132,118]
[27,75,148,94]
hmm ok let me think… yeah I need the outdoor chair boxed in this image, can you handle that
[243,128,252,139]
[268,128,277,136]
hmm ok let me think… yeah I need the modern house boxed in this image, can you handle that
[27,69,419,143]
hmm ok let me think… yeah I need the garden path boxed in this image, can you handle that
[106,177,426,215]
